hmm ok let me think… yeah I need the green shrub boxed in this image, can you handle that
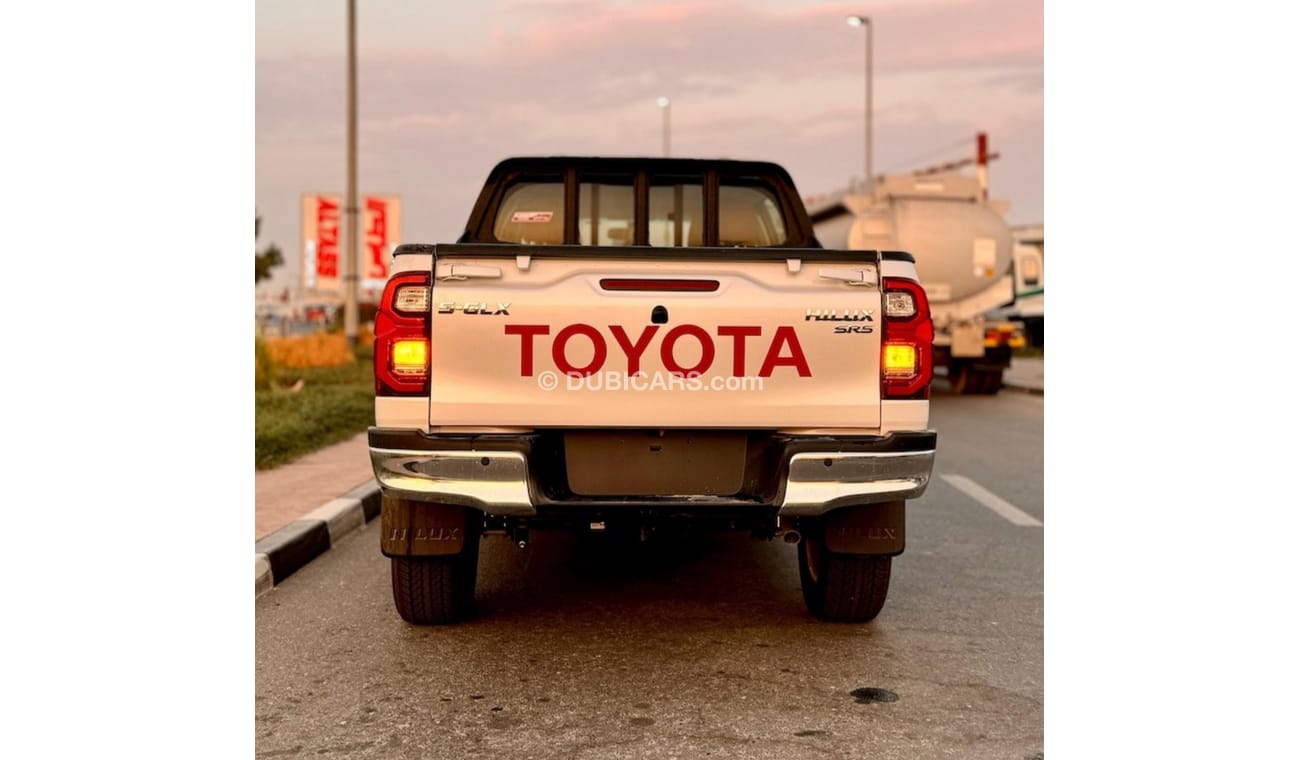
[255,338,273,391]
[255,356,375,469]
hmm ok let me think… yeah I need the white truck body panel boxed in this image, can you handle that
[808,175,1028,374]
[930,274,1015,325]
[424,255,886,429]
[813,176,1012,304]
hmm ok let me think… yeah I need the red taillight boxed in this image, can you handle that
[374,272,431,396]
[881,277,934,399]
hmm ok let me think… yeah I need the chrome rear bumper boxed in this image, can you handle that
[369,429,935,517]
[778,450,934,515]
[370,449,535,515]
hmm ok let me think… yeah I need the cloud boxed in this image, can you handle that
[257,0,1042,143]
[479,0,1041,76]
[361,112,465,133]
[255,0,1043,293]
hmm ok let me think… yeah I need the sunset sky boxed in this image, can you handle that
[255,0,1043,296]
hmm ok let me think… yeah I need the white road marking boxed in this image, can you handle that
[940,474,1043,527]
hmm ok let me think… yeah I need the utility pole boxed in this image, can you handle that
[846,15,872,195]
[864,19,872,194]
[343,0,360,349]
[657,97,671,157]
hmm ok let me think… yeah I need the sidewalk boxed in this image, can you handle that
[255,432,374,541]
[255,432,379,595]
[255,356,1043,593]
[1003,356,1044,394]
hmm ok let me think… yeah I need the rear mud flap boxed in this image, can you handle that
[380,494,469,557]
[821,501,905,556]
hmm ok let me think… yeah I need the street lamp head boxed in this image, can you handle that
[846,15,868,27]
[657,96,671,108]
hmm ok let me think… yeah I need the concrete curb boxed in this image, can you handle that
[1002,382,1044,396]
[255,480,381,597]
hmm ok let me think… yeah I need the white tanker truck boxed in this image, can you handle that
[806,172,1037,394]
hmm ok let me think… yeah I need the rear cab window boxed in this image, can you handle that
[475,160,809,248]
[648,177,705,247]
[718,183,788,247]
[491,179,565,244]
[579,178,635,246]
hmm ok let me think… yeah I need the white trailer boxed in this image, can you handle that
[807,173,1038,394]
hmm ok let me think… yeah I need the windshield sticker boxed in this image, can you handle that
[512,211,554,223]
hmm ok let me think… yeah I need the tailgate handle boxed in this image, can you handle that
[436,263,503,281]
[818,267,878,286]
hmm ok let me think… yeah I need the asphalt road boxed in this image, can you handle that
[256,386,1043,759]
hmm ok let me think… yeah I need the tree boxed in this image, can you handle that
[256,214,284,284]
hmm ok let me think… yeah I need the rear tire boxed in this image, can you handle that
[798,530,892,622]
[948,361,973,394]
[979,369,1003,394]
[390,528,480,625]
[951,362,1003,395]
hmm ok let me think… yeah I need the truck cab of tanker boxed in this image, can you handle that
[998,225,1044,348]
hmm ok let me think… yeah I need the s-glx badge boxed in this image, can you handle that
[437,302,511,315]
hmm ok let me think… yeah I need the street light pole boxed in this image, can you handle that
[846,15,872,195]
[344,0,360,349]
[657,97,671,157]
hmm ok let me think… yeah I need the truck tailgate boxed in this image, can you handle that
[426,245,883,429]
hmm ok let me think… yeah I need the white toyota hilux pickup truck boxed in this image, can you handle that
[369,156,936,624]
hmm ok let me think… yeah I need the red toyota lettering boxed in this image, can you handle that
[503,323,812,378]
[716,325,762,376]
[660,324,715,375]
[504,324,549,375]
[758,326,812,377]
[609,325,659,375]
[552,323,606,376]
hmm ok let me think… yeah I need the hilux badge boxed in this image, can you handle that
[805,308,873,322]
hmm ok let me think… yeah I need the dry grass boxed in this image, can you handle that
[264,327,374,369]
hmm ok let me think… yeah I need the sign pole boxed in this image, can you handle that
[343,0,360,348]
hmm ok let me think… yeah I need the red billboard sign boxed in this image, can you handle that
[302,194,402,297]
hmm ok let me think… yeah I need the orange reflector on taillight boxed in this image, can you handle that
[391,339,428,375]
[883,343,917,377]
